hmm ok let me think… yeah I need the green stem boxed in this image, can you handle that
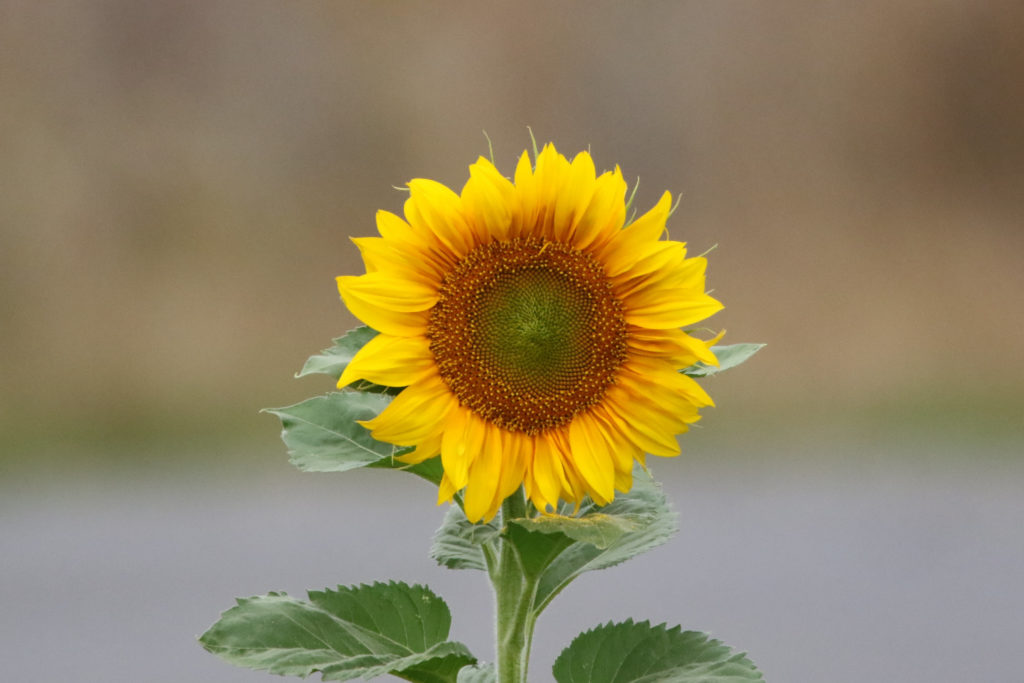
[492,489,538,683]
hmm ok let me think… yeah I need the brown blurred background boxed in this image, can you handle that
[3,0,1022,463]
[2,3,1023,681]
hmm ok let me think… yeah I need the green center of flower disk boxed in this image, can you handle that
[429,238,627,435]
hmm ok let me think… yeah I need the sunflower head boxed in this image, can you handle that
[337,144,723,522]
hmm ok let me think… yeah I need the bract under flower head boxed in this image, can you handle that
[337,144,723,522]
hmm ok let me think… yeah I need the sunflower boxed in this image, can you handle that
[337,144,723,522]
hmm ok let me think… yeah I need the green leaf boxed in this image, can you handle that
[532,468,677,612]
[552,620,763,683]
[509,511,648,550]
[265,392,396,472]
[431,505,500,571]
[681,343,765,378]
[200,581,476,683]
[456,663,496,683]
[298,326,400,394]
[503,520,577,579]
[267,393,445,486]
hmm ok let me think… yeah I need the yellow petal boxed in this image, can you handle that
[336,273,435,336]
[441,405,487,490]
[511,150,537,239]
[610,241,688,294]
[614,466,634,493]
[623,190,673,241]
[530,143,571,239]
[568,412,616,503]
[338,333,436,389]
[362,377,454,446]
[528,434,568,511]
[351,236,442,288]
[336,272,437,312]
[396,430,442,465]
[437,473,458,505]
[377,206,430,245]
[489,431,527,518]
[552,151,597,241]
[405,179,474,259]
[603,384,682,457]
[624,294,724,330]
[572,167,627,251]
[624,356,715,408]
[597,191,673,276]
[462,157,517,243]
[627,327,720,367]
[549,429,588,503]
[588,407,639,477]
[463,423,503,522]
[622,253,707,297]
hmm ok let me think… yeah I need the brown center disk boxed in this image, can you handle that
[428,238,627,435]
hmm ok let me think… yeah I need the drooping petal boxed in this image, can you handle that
[437,473,458,505]
[491,430,527,516]
[548,429,588,504]
[440,405,486,491]
[528,433,571,512]
[463,423,504,522]
[567,411,616,503]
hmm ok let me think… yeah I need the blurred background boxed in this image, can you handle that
[2,2,1022,681]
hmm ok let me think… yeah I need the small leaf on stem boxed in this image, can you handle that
[681,343,765,378]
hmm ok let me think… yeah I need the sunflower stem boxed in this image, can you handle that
[493,489,537,683]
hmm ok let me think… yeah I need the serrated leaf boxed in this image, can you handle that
[456,663,496,683]
[681,343,765,378]
[510,512,648,550]
[431,505,500,571]
[200,581,476,683]
[532,468,677,612]
[265,392,395,472]
[552,619,763,683]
